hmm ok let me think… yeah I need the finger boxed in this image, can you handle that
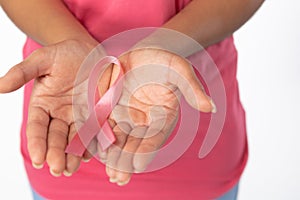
[114,126,147,185]
[168,56,216,113]
[26,106,49,169]
[98,142,107,163]
[83,138,97,162]
[46,118,68,177]
[0,49,51,93]
[133,128,169,173]
[65,123,82,176]
[105,125,128,181]
[97,119,116,163]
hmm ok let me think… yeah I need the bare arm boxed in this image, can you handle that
[0,0,264,52]
[0,0,97,46]
[164,0,264,47]
[0,0,101,176]
[104,0,265,186]
[137,0,264,56]
[0,0,264,183]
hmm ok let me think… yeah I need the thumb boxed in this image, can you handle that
[169,58,216,113]
[179,74,216,113]
[0,49,51,93]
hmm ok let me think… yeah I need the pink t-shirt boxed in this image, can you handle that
[20,0,248,199]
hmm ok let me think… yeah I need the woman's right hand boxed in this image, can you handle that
[0,39,111,177]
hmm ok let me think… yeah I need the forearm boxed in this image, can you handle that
[165,0,264,47]
[0,0,97,46]
[138,0,264,56]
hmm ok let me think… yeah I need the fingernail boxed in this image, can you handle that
[117,179,130,186]
[63,170,72,177]
[50,169,61,177]
[82,157,92,163]
[109,177,118,183]
[32,162,44,169]
[210,99,217,113]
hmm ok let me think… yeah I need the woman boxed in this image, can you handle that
[0,0,264,199]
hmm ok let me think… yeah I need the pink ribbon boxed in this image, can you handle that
[65,56,123,156]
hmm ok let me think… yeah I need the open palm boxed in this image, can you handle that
[100,48,215,186]
[0,39,108,176]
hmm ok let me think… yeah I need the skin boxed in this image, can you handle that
[0,0,264,186]
[103,48,215,185]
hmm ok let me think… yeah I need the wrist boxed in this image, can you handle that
[133,28,203,58]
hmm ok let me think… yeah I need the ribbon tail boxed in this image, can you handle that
[65,134,86,157]
[97,120,116,151]
[65,113,100,156]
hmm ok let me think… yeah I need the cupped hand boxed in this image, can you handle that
[99,48,216,186]
[0,39,110,177]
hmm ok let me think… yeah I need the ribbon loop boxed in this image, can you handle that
[66,56,124,156]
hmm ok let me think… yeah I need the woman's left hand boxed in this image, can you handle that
[99,48,215,186]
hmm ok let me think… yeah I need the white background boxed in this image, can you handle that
[0,1,299,199]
